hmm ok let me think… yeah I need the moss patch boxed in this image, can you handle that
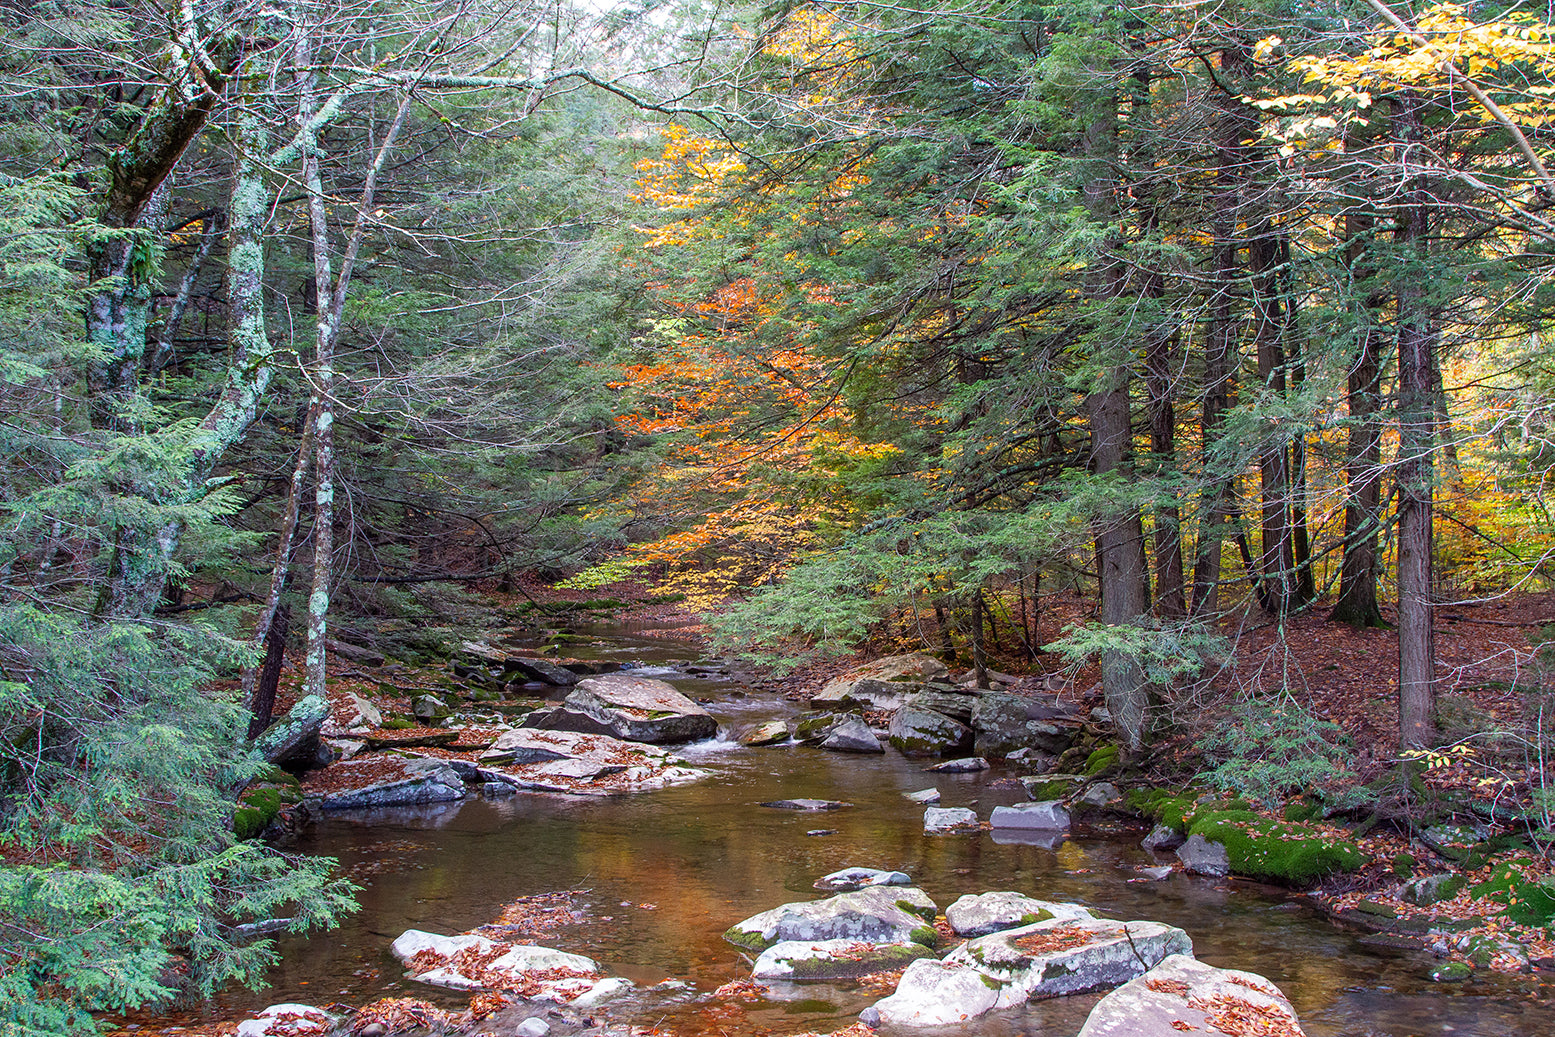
[723,926,770,952]
[1187,811,1364,885]
[1469,858,1555,926]
[1084,745,1120,776]
[909,925,939,947]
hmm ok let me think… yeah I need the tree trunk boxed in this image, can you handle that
[1395,91,1438,749]
[1250,222,1298,613]
[247,604,290,740]
[1331,211,1387,628]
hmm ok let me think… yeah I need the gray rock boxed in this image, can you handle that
[761,798,850,811]
[1021,773,1082,799]
[344,692,382,729]
[822,716,885,753]
[236,1005,336,1037]
[888,706,972,757]
[482,727,671,766]
[253,695,329,769]
[522,674,716,744]
[904,688,981,725]
[506,656,581,687]
[990,800,1070,831]
[739,720,790,746]
[751,939,937,980]
[924,806,979,833]
[1140,865,1173,880]
[811,654,949,709]
[1075,781,1122,810]
[1176,834,1230,878]
[1141,823,1185,852]
[944,892,1093,937]
[723,886,938,952]
[971,693,1079,757]
[875,917,1191,1025]
[792,711,845,743]
[392,929,600,996]
[815,867,913,892]
[1077,954,1301,1037]
[927,756,989,773]
[315,757,465,810]
[413,694,451,724]
[905,787,941,805]
[515,1018,551,1037]
[1402,871,1466,907]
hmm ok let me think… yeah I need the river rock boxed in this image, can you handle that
[927,756,989,773]
[761,798,850,811]
[792,711,845,743]
[905,787,941,804]
[393,929,602,999]
[522,674,716,744]
[1077,954,1304,1037]
[723,886,938,952]
[822,716,885,753]
[892,917,1191,1020]
[476,729,698,795]
[482,727,670,765]
[944,892,1093,938]
[888,705,972,756]
[505,656,580,686]
[867,959,1001,1025]
[312,756,465,810]
[810,653,949,709]
[751,939,938,980]
[1176,834,1230,878]
[815,867,913,892]
[924,806,979,833]
[1141,823,1185,852]
[236,1005,335,1037]
[990,800,1069,831]
[1074,781,1123,811]
[971,693,1079,757]
[904,687,981,725]
[1021,773,1082,799]
[740,720,790,746]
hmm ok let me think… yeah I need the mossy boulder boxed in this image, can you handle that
[1470,858,1555,925]
[1084,745,1120,776]
[1186,811,1364,885]
[233,767,303,840]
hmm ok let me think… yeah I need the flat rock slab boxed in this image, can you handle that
[1077,954,1305,1037]
[990,800,1070,830]
[876,916,1190,1025]
[927,757,989,773]
[811,653,950,709]
[391,929,608,1002]
[724,886,938,952]
[307,757,465,810]
[905,787,941,804]
[761,798,851,811]
[482,728,671,766]
[740,720,791,746]
[945,892,1093,938]
[752,939,937,980]
[523,674,717,744]
[815,867,912,892]
[924,806,979,833]
[236,1005,334,1037]
[473,728,701,795]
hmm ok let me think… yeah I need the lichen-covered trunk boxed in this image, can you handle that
[1395,92,1438,750]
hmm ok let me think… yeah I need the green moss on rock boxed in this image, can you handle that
[1084,745,1120,776]
[909,925,939,947]
[723,926,769,952]
[1187,811,1364,885]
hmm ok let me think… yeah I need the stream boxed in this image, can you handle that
[227,626,1554,1036]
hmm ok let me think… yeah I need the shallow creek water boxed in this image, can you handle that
[228,627,1555,1037]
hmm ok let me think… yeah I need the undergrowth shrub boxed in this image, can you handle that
[1195,694,1357,803]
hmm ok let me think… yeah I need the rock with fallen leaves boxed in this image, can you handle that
[944,891,1093,938]
[1076,953,1305,1037]
[307,756,466,810]
[235,1004,335,1037]
[521,673,717,744]
[873,916,1191,1025]
[723,886,939,953]
[389,928,627,1003]
[751,939,938,980]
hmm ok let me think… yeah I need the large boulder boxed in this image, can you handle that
[723,886,938,952]
[945,892,1093,938]
[1077,954,1305,1037]
[990,800,1070,831]
[521,674,716,744]
[739,720,790,746]
[309,756,465,810]
[1176,834,1230,878]
[888,706,972,757]
[821,716,885,753]
[874,916,1192,1025]
[971,693,1079,758]
[904,687,981,725]
[810,654,949,710]
[253,695,329,770]
[751,939,937,980]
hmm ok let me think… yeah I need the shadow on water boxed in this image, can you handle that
[222,630,1555,1037]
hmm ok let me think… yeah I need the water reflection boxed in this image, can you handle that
[220,635,1555,1037]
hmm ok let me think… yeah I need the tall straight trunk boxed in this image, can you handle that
[1250,222,1298,613]
[970,591,989,689]
[1395,92,1438,749]
[1191,50,1252,617]
[1145,326,1186,619]
[1331,211,1387,628]
[1280,235,1316,604]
